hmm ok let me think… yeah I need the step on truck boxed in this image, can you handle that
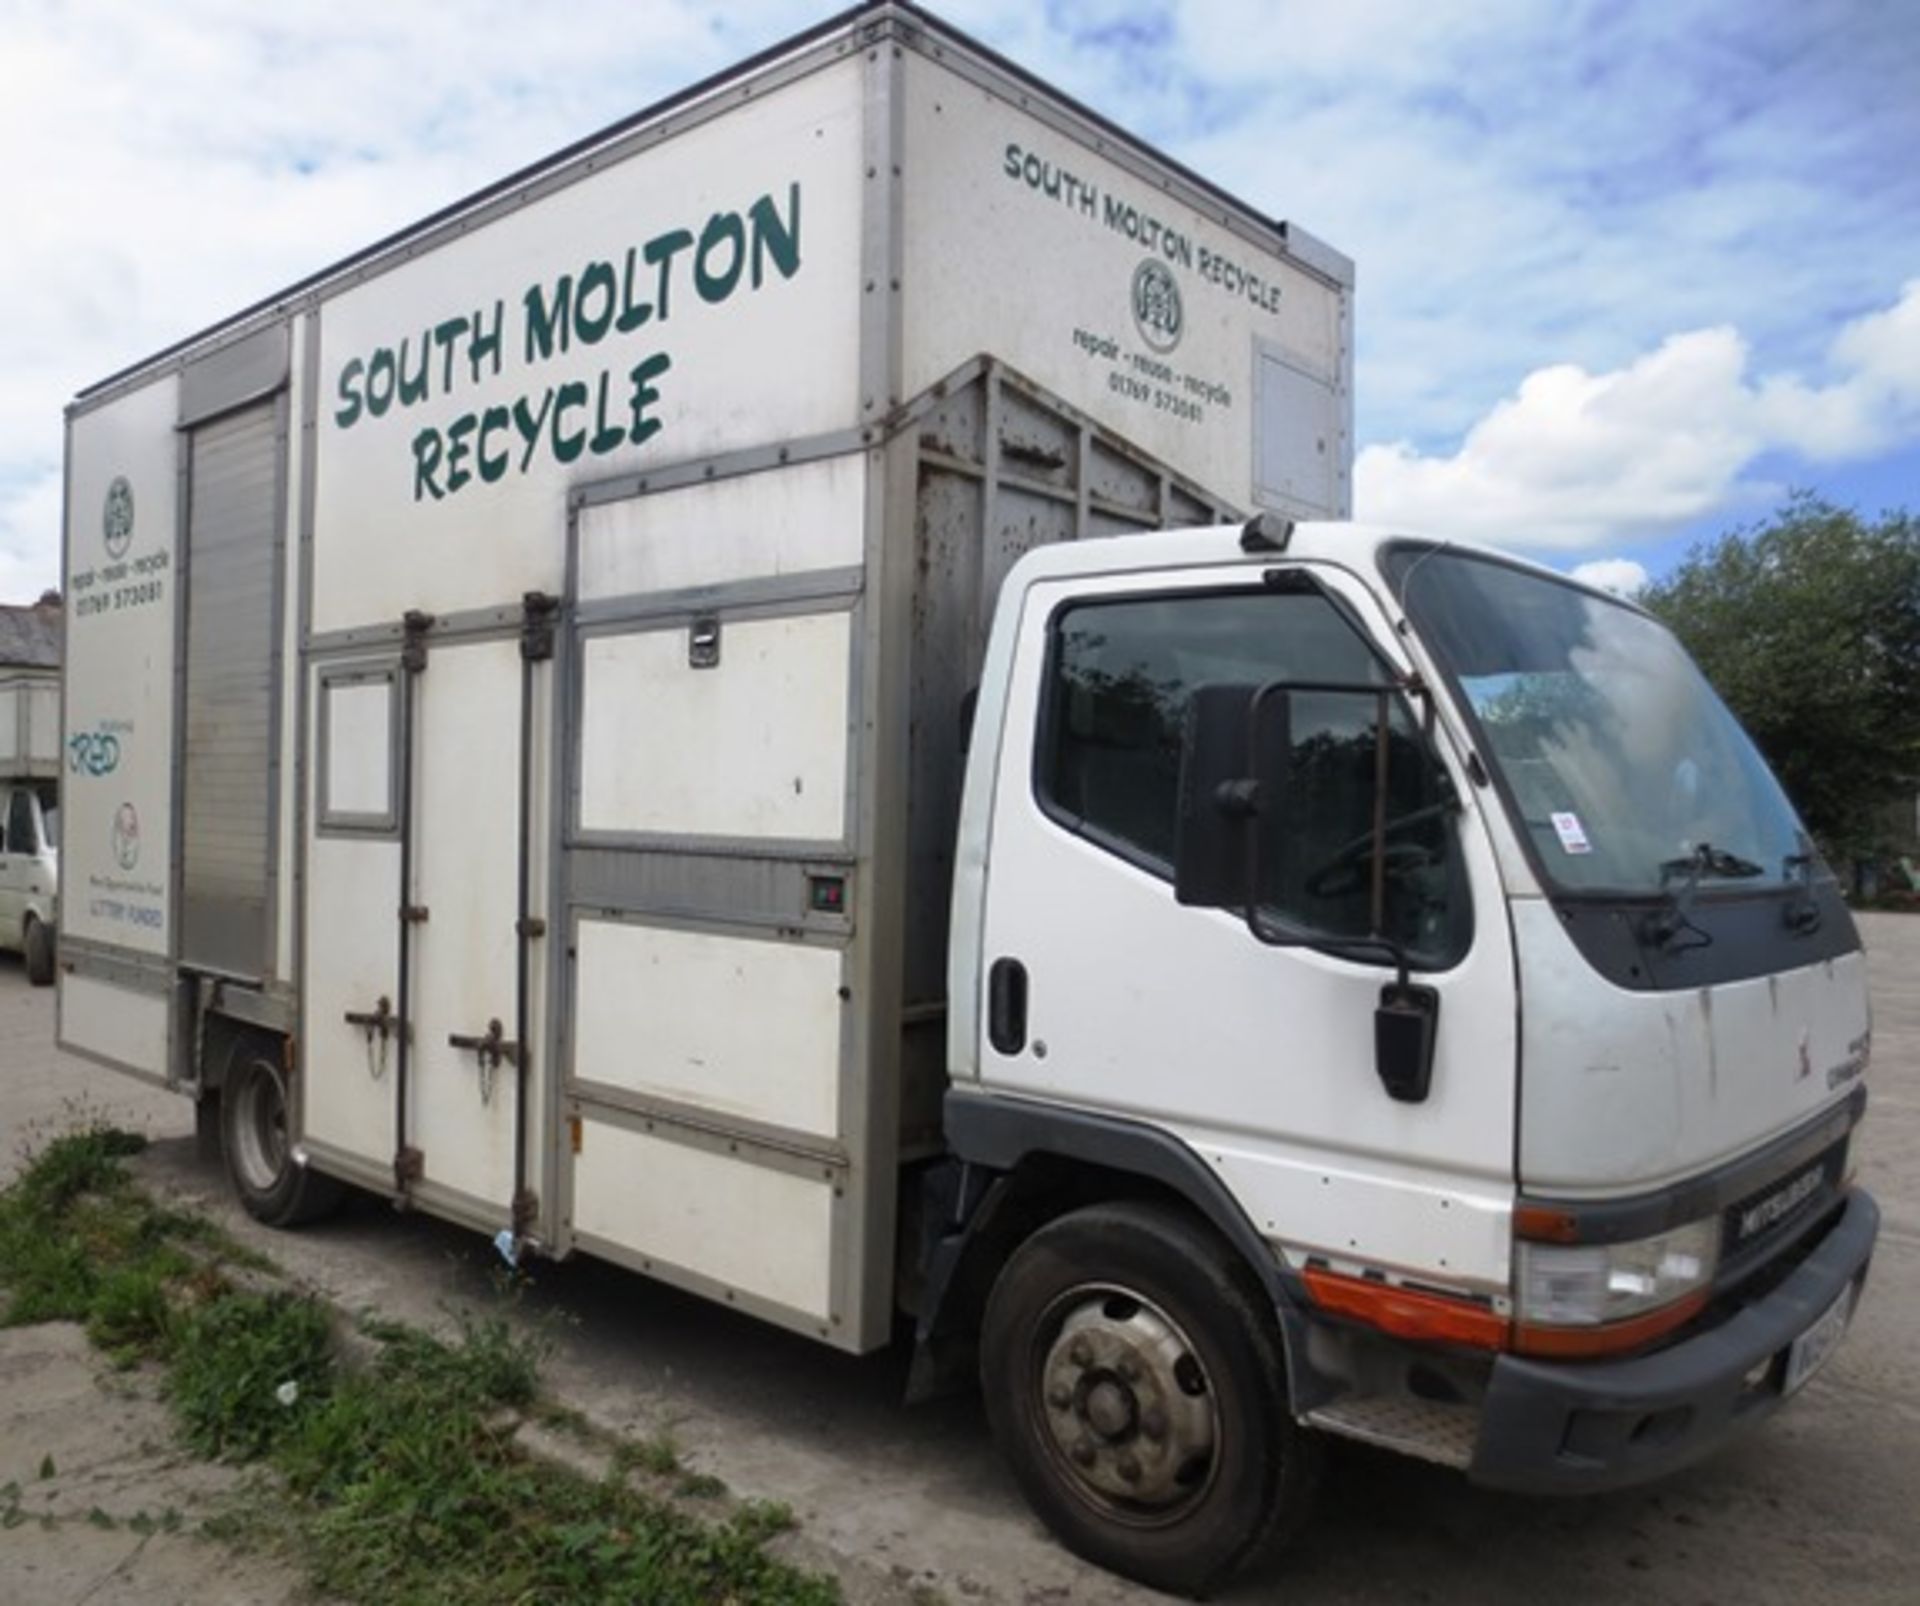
[59,3,1877,1594]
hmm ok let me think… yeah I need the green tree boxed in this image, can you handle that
[1640,494,1920,860]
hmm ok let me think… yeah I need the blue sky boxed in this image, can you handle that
[0,0,1914,598]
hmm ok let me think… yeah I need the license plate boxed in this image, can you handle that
[1783,1284,1856,1394]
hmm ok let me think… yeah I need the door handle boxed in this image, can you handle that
[447,1018,523,1069]
[447,1017,523,1106]
[988,958,1028,1056]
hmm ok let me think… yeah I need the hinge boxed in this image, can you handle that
[516,916,547,939]
[394,1146,424,1188]
[400,904,430,924]
[401,609,436,672]
[521,590,559,663]
[689,615,721,669]
[511,1189,539,1239]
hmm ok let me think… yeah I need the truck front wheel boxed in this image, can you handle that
[22,916,53,987]
[220,1038,344,1227]
[979,1200,1320,1597]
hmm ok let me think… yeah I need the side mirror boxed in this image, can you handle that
[1172,678,1446,1105]
[1172,684,1263,909]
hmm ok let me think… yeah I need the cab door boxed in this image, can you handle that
[973,564,1520,1292]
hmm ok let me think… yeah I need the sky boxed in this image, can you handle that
[1,0,1915,601]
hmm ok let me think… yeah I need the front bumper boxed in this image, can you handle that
[1469,1187,1879,1493]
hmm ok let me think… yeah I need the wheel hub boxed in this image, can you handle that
[1038,1290,1218,1513]
[232,1058,290,1193]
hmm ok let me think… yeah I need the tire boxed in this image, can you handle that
[980,1200,1321,1598]
[219,1038,345,1227]
[23,916,54,987]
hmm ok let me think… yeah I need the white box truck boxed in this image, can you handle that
[60,4,1876,1594]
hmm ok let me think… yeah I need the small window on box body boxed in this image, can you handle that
[319,667,399,835]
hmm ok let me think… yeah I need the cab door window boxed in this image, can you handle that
[1038,583,1469,966]
[6,790,35,856]
[1040,587,1381,871]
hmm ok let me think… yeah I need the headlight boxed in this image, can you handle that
[1513,1219,1719,1356]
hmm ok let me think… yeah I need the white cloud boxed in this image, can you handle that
[2,3,1918,593]
[1355,281,1920,549]
[1568,558,1650,596]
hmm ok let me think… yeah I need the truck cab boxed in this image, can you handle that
[0,779,59,985]
[939,517,1875,1593]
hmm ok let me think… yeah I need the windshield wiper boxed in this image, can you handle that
[1641,841,1764,950]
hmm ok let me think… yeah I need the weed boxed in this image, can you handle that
[169,1293,334,1461]
[13,1126,146,1213]
[86,1263,178,1363]
[449,1306,544,1409]
[619,1428,683,1478]
[675,1470,728,1500]
[734,1499,800,1542]
[0,1125,841,1605]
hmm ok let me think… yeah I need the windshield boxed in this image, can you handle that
[1387,547,1807,894]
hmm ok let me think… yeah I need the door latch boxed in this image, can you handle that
[447,1017,523,1105]
[345,996,393,1037]
[345,995,395,1081]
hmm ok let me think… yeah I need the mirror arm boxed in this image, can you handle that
[1369,690,1390,937]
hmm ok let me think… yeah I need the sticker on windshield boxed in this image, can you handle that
[1551,811,1592,855]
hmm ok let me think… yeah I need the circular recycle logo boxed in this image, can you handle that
[103,476,135,559]
[1131,259,1184,353]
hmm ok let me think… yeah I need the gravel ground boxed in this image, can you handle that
[2,913,1916,1605]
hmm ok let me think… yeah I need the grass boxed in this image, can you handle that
[0,1123,840,1606]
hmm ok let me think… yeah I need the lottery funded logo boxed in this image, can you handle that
[111,802,141,870]
[103,476,135,560]
[1131,259,1183,354]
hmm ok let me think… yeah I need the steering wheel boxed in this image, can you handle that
[1303,837,1435,900]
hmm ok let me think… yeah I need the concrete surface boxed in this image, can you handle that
[2,918,1917,1604]
[0,1321,308,1605]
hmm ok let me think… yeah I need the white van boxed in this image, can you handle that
[0,778,59,984]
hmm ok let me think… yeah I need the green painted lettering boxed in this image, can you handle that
[694,212,746,303]
[552,381,588,463]
[643,228,693,323]
[334,358,364,428]
[513,391,554,471]
[478,405,511,483]
[397,334,431,408]
[627,352,671,447]
[575,260,617,345]
[616,247,652,333]
[434,315,470,393]
[749,183,802,287]
[365,348,397,416]
[470,301,504,383]
[589,370,626,455]
[411,428,445,501]
[445,412,477,493]
[524,277,573,363]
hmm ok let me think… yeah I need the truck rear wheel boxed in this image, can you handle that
[979,1200,1319,1598]
[23,916,53,987]
[220,1038,344,1227]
